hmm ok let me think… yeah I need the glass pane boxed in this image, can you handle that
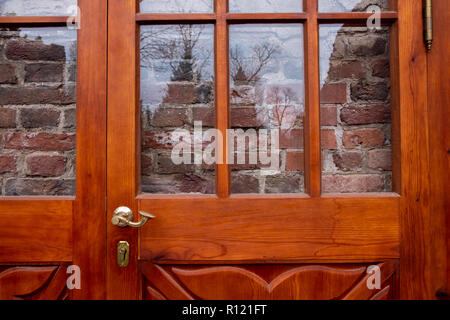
[139,0,213,13]
[230,0,302,13]
[318,0,389,12]
[0,27,77,195]
[0,0,77,16]
[229,24,305,194]
[140,25,215,194]
[319,25,392,193]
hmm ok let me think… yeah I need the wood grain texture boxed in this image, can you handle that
[0,264,70,300]
[304,0,321,197]
[426,0,450,299]
[107,0,139,299]
[73,0,108,300]
[0,200,72,262]
[139,197,399,261]
[141,262,397,300]
[397,0,434,299]
[215,0,230,197]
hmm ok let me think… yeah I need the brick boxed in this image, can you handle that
[4,132,76,151]
[348,36,387,56]
[320,83,347,104]
[286,151,304,171]
[322,174,385,193]
[179,174,214,194]
[141,174,214,194]
[25,63,64,82]
[0,109,16,128]
[143,130,177,150]
[340,104,390,125]
[5,179,75,196]
[321,129,337,149]
[368,149,392,171]
[141,154,153,175]
[279,129,304,149]
[264,173,302,193]
[21,109,60,128]
[156,153,195,174]
[371,59,390,78]
[351,81,389,102]
[320,106,337,126]
[328,60,365,80]
[26,155,66,177]
[150,107,188,127]
[192,107,215,127]
[0,87,68,105]
[0,64,17,84]
[163,83,197,104]
[63,109,76,128]
[5,39,66,61]
[332,152,363,171]
[342,129,384,148]
[231,107,268,128]
[231,174,259,193]
[0,156,17,173]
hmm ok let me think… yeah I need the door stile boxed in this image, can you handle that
[72,0,108,300]
[107,0,140,299]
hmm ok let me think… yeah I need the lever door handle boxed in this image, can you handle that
[111,206,156,228]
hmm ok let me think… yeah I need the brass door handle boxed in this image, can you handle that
[111,206,156,228]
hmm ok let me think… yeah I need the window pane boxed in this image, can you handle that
[319,25,392,193]
[0,0,77,16]
[230,0,302,13]
[318,0,389,12]
[0,27,77,196]
[229,24,305,194]
[139,0,213,13]
[140,25,215,194]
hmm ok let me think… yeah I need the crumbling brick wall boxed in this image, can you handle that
[0,28,77,196]
[320,25,392,193]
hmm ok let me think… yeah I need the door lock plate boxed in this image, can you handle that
[117,241,130,267]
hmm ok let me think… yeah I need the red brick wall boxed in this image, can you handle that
[0,28,77,195]
[320,25,392,193]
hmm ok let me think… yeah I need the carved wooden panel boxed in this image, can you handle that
[0,264,70,300]
[141,261,398,300]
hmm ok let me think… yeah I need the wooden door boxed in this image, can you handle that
[0,0,107,300]
[106,0,448,300]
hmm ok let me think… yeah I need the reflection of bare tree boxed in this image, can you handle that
[271,86,299,127]
[141,25,211,82]
[230,43,280,84]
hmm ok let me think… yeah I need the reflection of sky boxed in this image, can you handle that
[229,24,303,82]
[17,28,77,62]
[140,25,214,83]
[0,0,77,16]
[140,0,213,13]
[319,25,342,87]
[318,0,388,12]
[229,0,302,13]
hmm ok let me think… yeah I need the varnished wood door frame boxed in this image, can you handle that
[106,0,447,300]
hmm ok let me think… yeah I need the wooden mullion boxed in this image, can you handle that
[304,1,321,197]
[226,13,307,22]
[0,16,69,26]
[215,0,230,198]
[317,11,398,23]
[136,13,216,22]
